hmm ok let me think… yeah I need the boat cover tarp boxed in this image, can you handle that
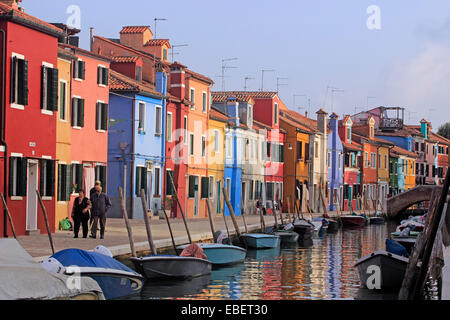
[51,249,137,274]
[0,239,104,300]
[179,244,207,260]
[386,239,409,257]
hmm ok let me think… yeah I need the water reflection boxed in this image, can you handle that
[132,223,396,300]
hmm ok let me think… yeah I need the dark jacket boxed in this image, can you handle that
[72,197,90,220]
[90,192,112,217]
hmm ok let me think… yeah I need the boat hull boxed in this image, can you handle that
[241,234,280,249]
[341,216,367,227]
[130,256,212,280]
[392,237,417,255]
[273,231,299,244]
[293,224,314,240]
[355,251,409,291]
[177,244,247,266]
[369,217,385,225]
[327,219,340,233]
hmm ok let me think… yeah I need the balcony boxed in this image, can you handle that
[379,118,403,131]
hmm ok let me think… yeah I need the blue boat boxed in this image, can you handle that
[177,243,247,266]
[51,249,144,300]
[240,233,280,249]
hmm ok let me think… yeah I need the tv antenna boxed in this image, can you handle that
[276,77,288,93]
[221,57,238,91]
[330,87,344,113]
[260,69,275,91]
[171,44,188,62]
[153,18,167,39]
[244,76,255,91]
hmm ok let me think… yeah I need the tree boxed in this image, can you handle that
[437,123,450,139]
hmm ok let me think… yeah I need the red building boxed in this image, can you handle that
[0,0,64,236]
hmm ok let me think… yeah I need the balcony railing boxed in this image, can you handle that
[379,118,403,130]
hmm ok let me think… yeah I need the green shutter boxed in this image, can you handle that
[142,169,147,195]
[103,68,109,85]
[101,166,107,192]
[95,103,100,130]
[10,57,16,103]
[18,59,28,106]
[101,103,108,131]
[65,165,72,201]
[57,164,62,201]
[71,98,77,127]
[80,61,85,80]
[41,66,47,109]
[79,99,84,127]
[136,167,141,196]
[97,66,101,84]
[50,68,59,111]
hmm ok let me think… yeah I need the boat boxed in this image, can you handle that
[326,219,340,233]
[369,217,385,224]
[385,239,409,257]
[293,219,315,240]
[240,233,280,249]
[130,255,212,280]
[176,243,247,266]
[354,250,409,291]
[391,231,420,238]
[273,230,299,244]
[340,214,368,227]
[0,239,104,300]
[139,274,211,299]
[392,237,417,255]
[51,248,144,300]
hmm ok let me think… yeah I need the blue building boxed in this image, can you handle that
[107,70,166,219]
[327,113,344,211]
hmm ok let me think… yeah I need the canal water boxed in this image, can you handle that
[129,222,398,300]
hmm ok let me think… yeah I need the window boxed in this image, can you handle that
[154,167,160,196]
[94,165,107,191]
[274,103,278,125]
[59,80,67,121]
[327,152,331,168]
[41,65,58,112]
[201,177,209,199]
[71,164,83,193]
[338,153,342,169]
[96,102,108,131]
[347,127,351,142]
[73,59,85,80]
[266,182,274,201]
[267,142,271,159]
[261,141,265,160]
[39,159,55,197]
[163,49,168,61]
[183,116,188,145]
[226,178,231,199]
[167,112,173,142]
[364,152,368,168]
[202,92,207,113]
[136,66,142,82]
[385,155,387,169]
[57,164,71,201]
[166,170,174,196]
[188,176,196,198]
[189,133,195,156]
[214,130,219,153]
[202,136,206,157]
[249,180,254,200]
[155,106,162,136]
[315,142,319,158]
[71,97,84,128]
[209,176,214,198]
[190,88,195,109]
[378,154,381,169]
[226,136,232,158]
[305,143,310,160]
[297,141,303,160]
[97,66,109,86]
[135,167,147,196]
[10,55,29,106]
[9,157,27,197]
[370,126,374,138]
[138,102,146,133]
[371,153,376,169]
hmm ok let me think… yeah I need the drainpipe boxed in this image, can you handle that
[0,29,8,238]
[130,97,136,219]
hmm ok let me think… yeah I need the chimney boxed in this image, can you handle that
[119,26,152,50]
[226,96,240,127]
[156,71,167,96]
[420,119,428,140]
[169,63,186,99]
[0,0,21,9]
[305,111,308,118]
[90,27,94,52]
[316,108,328,134]
[329,112,339,132]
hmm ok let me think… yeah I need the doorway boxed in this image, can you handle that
[26,160,38,231]
[216,180,221,214]
[146,169,153,214]
[194,176,199,216]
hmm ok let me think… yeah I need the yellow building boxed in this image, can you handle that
[376,143,391,210]
[207,108,228,215]
[404,156,416,191]
[54,48,74,229]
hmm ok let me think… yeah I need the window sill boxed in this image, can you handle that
[57,201,68,205]
[11,103,24,110]
[98,84,107,88]
[96,129,106,133]
[11,196,23,201]
[74,78,84,82]
[59,119,68,123]
[41,110,54,116]
[42,196,53,201]
[72,126,82,130]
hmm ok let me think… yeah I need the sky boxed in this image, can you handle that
[23,0,450,129]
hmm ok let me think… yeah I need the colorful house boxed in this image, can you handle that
[339,115,362,211]
[59,43,110,220]
[279,110,312,214]
[107,69,165,219]
[326,113,344,211]
[390,146,417,193]
[0,0,63,236]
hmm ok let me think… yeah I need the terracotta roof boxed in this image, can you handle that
[0,2,63,35]
[111,56,141,63]
[429,131,450,145]
[144,39,171,48]
[186,69,214,85]
[58,43,112,63]
[391,146,418,158]
[120,26,151,34]
[375,127,416,138]
[351,125,394,146]
[94,35,159,61]
[253,119,272,131]
[211,91,278,103]
[109,70,163,98]
[280,109,320,133]
[209,108,228,122]
[279,114,312,133]
[342,141,363,152]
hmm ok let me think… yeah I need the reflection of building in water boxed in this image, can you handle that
[309,239,328,299]
[325,234,343,298]
[261,258,283,300]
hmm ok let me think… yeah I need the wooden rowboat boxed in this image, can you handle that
[340,215,368,227]
[177,243,247,266]
[240,233,280,249]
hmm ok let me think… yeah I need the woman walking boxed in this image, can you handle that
[71,189,91,238]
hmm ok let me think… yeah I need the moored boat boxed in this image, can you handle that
[340,215,368,227]
[176,243,246,266]
[130,255,212,280]
[240,233,280,249]
[51,248,144,300]
[273,230,299,244]
[392,237,417,255]
[369,217,385,224]
[293,219,315,240]
[354,250,409,291]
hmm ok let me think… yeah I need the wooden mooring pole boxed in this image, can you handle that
[0,192,16,239]
[206,199,217,240]
[118,187,136,257]
[167,171,192,244]
[140,189,157,256]
[223,187,241,238]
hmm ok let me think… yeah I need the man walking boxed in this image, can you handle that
[90,184,112,239]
